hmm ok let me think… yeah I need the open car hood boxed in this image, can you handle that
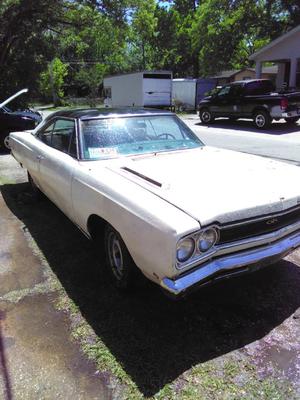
[0,88,28,108]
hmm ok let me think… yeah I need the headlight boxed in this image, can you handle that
[176,238,195,262]
[198,228,218,252]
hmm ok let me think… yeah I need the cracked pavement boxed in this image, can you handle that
[0,154,110,400]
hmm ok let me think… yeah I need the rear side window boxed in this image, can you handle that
[229,85,243,96]
[244,81,275,95]
[38,118,77,157]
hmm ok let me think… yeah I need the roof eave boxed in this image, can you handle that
[249,24,300,61]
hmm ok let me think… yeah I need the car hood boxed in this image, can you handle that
[10,110,42,121]
[94,146,300,226]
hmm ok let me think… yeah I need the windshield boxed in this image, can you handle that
[80,115,204,160]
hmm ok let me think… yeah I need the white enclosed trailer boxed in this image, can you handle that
[172,79,197,110]
[103,71,172,107]
[172,78,216,110]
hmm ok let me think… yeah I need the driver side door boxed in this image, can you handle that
[36,117,78,220]
[210,85,232,116]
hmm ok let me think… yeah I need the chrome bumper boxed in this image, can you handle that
[282,110,300,118]
[161,230,300,295]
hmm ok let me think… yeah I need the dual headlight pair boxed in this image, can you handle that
[176,227,219,263]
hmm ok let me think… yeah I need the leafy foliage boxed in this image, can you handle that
[0,0,300,102]
[39,57,68,104]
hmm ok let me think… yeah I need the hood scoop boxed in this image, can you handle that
[121,167,163,188]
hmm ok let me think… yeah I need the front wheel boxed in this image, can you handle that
[199,108,214,124]
[104,225,137,290]
[285,117,299,124]
[253,110,271,129]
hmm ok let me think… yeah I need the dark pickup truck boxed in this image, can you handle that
[199,79,300,129]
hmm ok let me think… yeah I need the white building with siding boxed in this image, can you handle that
[250,25,300,90]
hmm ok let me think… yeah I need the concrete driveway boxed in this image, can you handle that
[0,155,111,400]
[181,115,300,165]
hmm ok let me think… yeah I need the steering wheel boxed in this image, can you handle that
[157,133,176,140]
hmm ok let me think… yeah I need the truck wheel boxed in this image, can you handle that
[285,117,299,124]
[199,108,214,124]
[104,224,137,290]
[253,110,271,129]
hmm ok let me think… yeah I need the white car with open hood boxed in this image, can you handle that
[8,108,300,296]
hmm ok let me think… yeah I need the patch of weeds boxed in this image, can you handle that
[175,357,295,400]
[0,176,13,185]
[54,290,142,399]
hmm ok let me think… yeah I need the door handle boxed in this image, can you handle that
[36,155,45,161]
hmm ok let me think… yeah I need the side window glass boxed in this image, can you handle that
[217,86,231,97]
[39,122,55,145]
[52,119,76,155]
[69,130,77,158]
[229,85,242,97]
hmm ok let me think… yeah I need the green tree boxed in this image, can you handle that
[39,57,68,105]
[130,0,158,70]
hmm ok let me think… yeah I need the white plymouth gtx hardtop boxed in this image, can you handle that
[8,108,300,296]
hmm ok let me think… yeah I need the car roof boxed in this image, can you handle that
[49,107,173,120]
[229,79,271,86]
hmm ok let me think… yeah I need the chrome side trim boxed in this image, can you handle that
[162,230,300,295]
[175,219,300,271]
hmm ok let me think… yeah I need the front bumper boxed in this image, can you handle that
[161,230,300,295]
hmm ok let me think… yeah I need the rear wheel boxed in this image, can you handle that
[0,131,9,151]
[285,117,299,124]
[104,225,137,290]
[4,135,10,149]
[199,108,214,124]
[253,110,271,129]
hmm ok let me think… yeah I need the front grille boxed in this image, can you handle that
[219,206,300,245]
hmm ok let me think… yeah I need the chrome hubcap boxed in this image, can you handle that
[255,114,265,128]
[202,111,211,122]
[108,232,124,280]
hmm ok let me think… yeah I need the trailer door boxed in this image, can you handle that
[143,73,172,107]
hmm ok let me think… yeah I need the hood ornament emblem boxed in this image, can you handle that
[266,218,278,225]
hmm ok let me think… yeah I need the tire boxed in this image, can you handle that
[0,131,9,151]
[253,110,271,129]
[4,135,10,149]
[104,224,137,290]
[199,108,214,124]
[285,117,299,124]
[28,172,43,200]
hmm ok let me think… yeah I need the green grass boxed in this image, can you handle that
[54,288,297,400]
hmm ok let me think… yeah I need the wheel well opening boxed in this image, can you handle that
[87,214,107,240]
[252,107,268,117]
